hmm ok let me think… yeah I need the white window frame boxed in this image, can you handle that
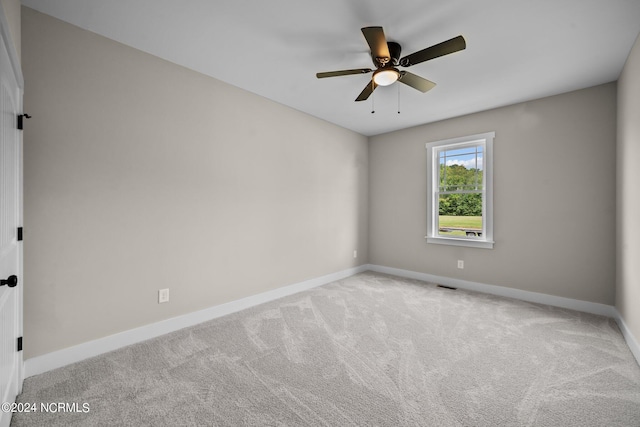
[426,131,494,249]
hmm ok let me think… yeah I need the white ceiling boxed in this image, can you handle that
[21,0,640,136]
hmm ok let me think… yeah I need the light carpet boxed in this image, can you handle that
[12,272,640,426]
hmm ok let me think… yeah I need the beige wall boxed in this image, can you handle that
[22,8,368,359]
[0,0,19,58]
[617,35,640,341]
[369,83,617,304]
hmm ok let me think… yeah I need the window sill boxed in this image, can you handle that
[426,236,494,249]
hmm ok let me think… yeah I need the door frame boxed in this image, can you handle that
[0,1,25,420]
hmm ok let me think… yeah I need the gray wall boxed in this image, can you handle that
[369,83,617,305]
[22,8,368,359]
[617,34,640,341]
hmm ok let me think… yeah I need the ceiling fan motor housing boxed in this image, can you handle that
[374,41,402,66]
[386,42,402,65]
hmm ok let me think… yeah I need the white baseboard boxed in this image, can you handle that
[24,264,369,378]
[612,309,640,366]
[367,264,640,366]
[367,264,616,317]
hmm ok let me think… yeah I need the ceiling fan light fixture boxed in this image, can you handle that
[373,68,400,86]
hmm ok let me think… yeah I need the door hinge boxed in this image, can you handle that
[17,337,23,352]
[17,113,31,130]
[17,227,23,241]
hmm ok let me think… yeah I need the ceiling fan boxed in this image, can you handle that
[316,27,466,102]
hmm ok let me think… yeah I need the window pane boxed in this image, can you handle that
[438,193,483,237]
[439,145,483,192]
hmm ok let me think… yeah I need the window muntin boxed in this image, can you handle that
[426,132,494,249]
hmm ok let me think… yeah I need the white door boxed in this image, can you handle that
[0,10,24,427]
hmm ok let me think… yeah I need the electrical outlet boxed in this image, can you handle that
[158,288,169,303]
[457,260,464,269]
[353,250,358,258]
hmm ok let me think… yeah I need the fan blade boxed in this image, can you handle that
[361,27,391,62]
[355,80,378,102]
[399,71,436,93]
[400,35,466,67]
[316,68,373,78]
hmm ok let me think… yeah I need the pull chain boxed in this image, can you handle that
[397,83,401,114]
[371,81,375,114]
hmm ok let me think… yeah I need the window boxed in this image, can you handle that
[426,132,494,249]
